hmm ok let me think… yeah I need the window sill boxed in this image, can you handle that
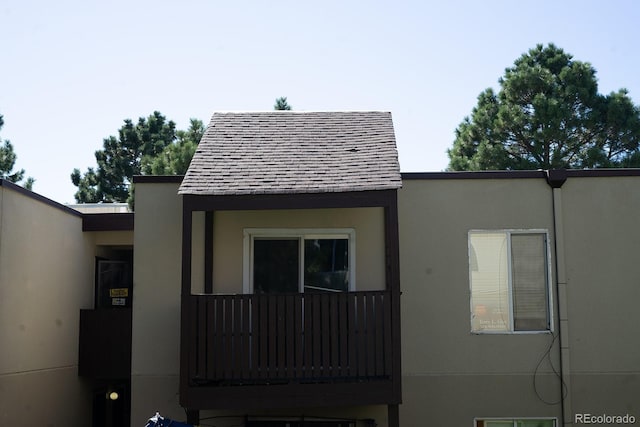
[471,330,553,335]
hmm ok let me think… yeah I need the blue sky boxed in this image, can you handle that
[2,0,639,203]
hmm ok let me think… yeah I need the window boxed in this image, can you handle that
[475,419,556,427]
[244,229,355,293]
[469,230,552,333]
[95,258,132,308]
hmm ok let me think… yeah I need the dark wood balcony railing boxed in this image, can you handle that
[188,290,392,386]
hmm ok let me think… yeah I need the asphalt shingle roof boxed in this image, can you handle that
[178,111,402,195]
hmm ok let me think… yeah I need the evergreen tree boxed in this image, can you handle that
[274,97,292,110]
[142,118,205,175]
[71,111,177,203]
[0,114,34,190]
[448,44,640,170]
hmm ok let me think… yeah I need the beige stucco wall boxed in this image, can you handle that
[559,176,640,416]
[131,182,185,423]
[397,175,640,425]
[0,185,95,426]
[397,178,562,425]
[93,230,134,246]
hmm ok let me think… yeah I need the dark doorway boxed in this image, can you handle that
[92,382,130,427]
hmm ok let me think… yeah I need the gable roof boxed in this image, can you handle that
[178,111,402,196]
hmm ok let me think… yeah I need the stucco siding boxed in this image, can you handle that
[559,176,640,416]
[0,185,94,426]
[0,366,91,426]
[398,178,557,371]
[560,177,640,372]
[131,182,184,424]
[93,230,134,246]
[397,178,562,424]
[401,374,560,426]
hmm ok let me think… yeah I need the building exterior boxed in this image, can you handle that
[133,112,403,427]
[397,169,640,426]
[0,180,133,427]
[0,112,639,426]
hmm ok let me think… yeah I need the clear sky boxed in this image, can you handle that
[2,0,639,204]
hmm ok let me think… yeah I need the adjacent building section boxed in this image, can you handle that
[0,180,133,427]
[397,170,640,426]
[0,181,92,426]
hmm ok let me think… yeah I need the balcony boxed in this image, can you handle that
[179,190,402,417]
[183,290,398,409]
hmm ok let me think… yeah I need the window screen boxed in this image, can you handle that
[511,234,549,331]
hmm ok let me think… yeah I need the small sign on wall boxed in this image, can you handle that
[112,298,127,306]
[110,288,129,297]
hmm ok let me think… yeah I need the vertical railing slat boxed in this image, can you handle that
[329,293,339,378]
[366,292,376,376]
[347,293,357,378]
[232,295,242,378]
[294,293,304,378]
[214,296,225,379]
[375,293,385,376]
[206,297,216,380]
[311,294,322,378]
[222,296,232,379]
[338,293,349,378]
[383,291,392,377]
[357,293,367,378]
[242,295,251,378]
[321,293,330,378]
[251,294,261,379]
[259,294,268,379]
[194,297,203,379]
[285,294,295,379]
[304,294,313,378]
[273,295,286,378]
[267,296,277,378]
[189,296,199,381]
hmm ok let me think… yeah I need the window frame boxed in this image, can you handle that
[468,229,554,334]
[474,417,558,427]
[243,228,356,294]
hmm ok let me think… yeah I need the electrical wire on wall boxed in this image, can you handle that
[532,331,567,405]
